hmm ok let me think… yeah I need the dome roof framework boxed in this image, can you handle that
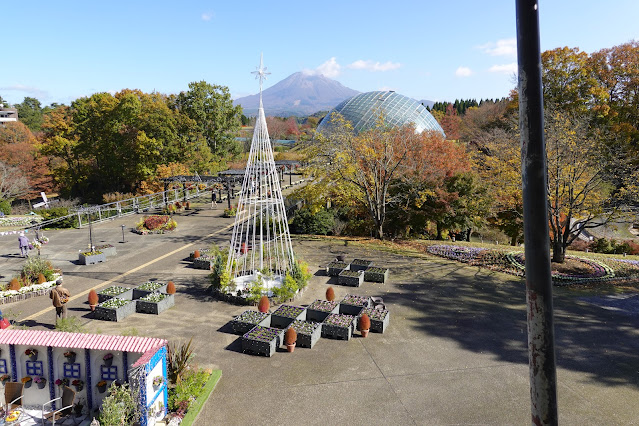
[318,91,445,137]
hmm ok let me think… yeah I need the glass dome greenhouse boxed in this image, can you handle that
[316,90,445,137]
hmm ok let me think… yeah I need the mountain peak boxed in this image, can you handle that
[235,72,360,117]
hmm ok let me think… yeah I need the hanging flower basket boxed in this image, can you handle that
[64,351,77,363]
[97,380,107,393]
[25,348,38,361]
[103,353,114,367]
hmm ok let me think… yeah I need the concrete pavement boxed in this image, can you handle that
[0,200,638,425]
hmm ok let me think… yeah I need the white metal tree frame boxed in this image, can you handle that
[226,55,295,291]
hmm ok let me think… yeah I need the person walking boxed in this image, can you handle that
[49,278,70,322]
[18,232,29,257]
[211,190,217,209]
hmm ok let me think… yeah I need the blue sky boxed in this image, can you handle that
[2,1,638,108]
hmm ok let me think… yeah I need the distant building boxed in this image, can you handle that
[316,91,445,137]
[0,108,18,127]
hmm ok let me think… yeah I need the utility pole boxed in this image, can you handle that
[516,1,558,424]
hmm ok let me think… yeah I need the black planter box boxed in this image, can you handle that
[270,305,306,328]
[241,326,285,357]
[339,294,370,316]
[231,311,271,335]
[349,259,373,272]
[79,252,106,265]
[338,270,363,287]
[306,300,339,322]
[97,287,134,303]
[192,257,214,270]
[364,267,390,283]
[327,261,349,277]
[133,283,168,300]
[94,300,136,322]
[288,320,322,348]
[321,314,356,340]
[359,307,390,333]
[136,294,175,314]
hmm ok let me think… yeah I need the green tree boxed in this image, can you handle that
[172,81,243,158]
[15,97,44,132]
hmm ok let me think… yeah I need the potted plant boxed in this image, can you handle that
[359,313,371,338]
[25,348,38,361]
[193,250,201,259]
[88,289,99,312]
[96,380,107,393]
[74,398,84,416]
[34,376,47,389]
[55,378,69,387]
[72,379,84,391]
[64,350,77,363]
[166,281,176,295]
[152,375,163,388]
[258,295,270,313]
[284,327,297,353]
[0,374,10,384]
[21,376,32,388]
[326,287,335,301]
[103,353,114,367]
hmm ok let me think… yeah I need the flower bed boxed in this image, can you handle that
[95,244,117,257]
[133,281,168,299]
[0,216,43,227]
[326,261,348,277]
[339,294,370,316]
[288,320,322,348]
[306,299,339,322]
[97,286,133,303]
[322,313,356,340]
[94,298,136,322]
[241,326,284,357]
[364,267,390,283]
[78,251,106,265]
[135,215,177,234]
[359,307,390,333]
[231,310,271,335]
[338,269,363,287]
[349,259,373,272]
[270,304,306,328]
[0,278,60,306]
[136,292,174,315]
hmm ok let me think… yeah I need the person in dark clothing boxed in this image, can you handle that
[211,191,217,209]
[49,279,70,323]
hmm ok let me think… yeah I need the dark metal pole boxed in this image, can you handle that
[227,180,232,209]
[516,1,558,425]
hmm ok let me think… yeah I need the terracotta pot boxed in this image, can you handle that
[286,343,296,353]
[89,304,97,312]
[361,329,369,338]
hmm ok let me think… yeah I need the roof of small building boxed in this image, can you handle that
[0,330,166,359]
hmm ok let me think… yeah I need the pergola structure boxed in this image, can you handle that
[226,56,296,293]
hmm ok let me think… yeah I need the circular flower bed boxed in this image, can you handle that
[425,244,638,286]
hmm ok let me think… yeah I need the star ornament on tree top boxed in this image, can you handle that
[251,53,271,92]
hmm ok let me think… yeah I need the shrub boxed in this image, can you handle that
[167,338,193,385]
[272,273,298,303]
[102,192,134,203]
[88,289,98,305]
[359,313,371,331]
[193,250,201,259]
[568,239,592,252]
[290,207,335,235]
[326,287,335,301]
[223,205,237,218]
[98,383,140,426]
[291,260,312,289]
[167,368,209,414]
[37,273,46,284]
[245,279,265,303]
[258,295,270,313]
[0,199,11,215]
[284,327,297,345]
[166,281,176,295]
[21,256,55,283]
[9,278,20,291]
[54,317,83,332]
[39,207,77,228]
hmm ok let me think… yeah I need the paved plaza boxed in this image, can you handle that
[1,202,639,425]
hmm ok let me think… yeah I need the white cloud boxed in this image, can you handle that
[201,12,214,21]
[455,66,473,77]
[0,84,49,99]
[478,38,517,57]
[347,60,401,72]
[489,63,518,74]
[306,57,341,78]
